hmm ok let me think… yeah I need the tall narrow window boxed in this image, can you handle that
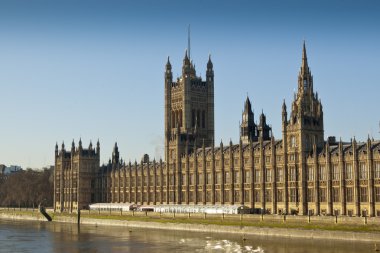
[290,188,297,202]
[172,112,175,127]
[359,163,367,180]
[375,187,380,202]
[216,172,221,184]
[179,110,183,127]
[332,165,339,181]
[375,163,380,179]
[198,173,203,184]
[234,171,239,184]
[255,170,261,183]
[289,166,296,181]
[265,190,272,202]
[254,190,261,202]
[234,190,240,202]
[319,188,326,202]
[277,189,283,202]
[360,187,368,202]
[319,166,326,181]
[244,190,250,202]
[290,136,296,148]
[266,169,272,182]
[202,110,205,128]
[346,187,353,202]
[192,110,195,127]
[197,110,200,127]
[244,171,251,183]
[225,172,230,184]
[345,163,353,180]
[207,173,212,185]
[307,166,314,181]
[276,168,283,182]
[332,188,340,202]
[307,188,314,202]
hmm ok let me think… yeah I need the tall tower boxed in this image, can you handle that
[164,51,215,162]
[284,42,324,153]
[283,42,324,215]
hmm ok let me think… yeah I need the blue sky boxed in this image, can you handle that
[0,0,379,168]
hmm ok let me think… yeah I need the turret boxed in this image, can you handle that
[165,56,172,81]
[55,142,58,157]
[112,142,119,164]
[282,99,287,124]
[96,139,100,155]
[206,54,214,82]
[258,111,272,141]
[78,138,83,152]
[182,49,191,76]
[71,139,75,153]
[240,96,257,143]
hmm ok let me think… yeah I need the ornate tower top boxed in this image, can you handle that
[291,42,323,121]
[164,32,215,161]
[287,42,324,151]
[96,139,100,154]
[240,96,257,144]
[112,142,119,164]
[166,56,171,70]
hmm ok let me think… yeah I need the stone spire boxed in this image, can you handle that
[301,41,309,74]
[240,96,257,143]
[112,142,119,164]
[244,96,252,114]
[96,139,100,154]
[207,54,213,70]
[55,142,58,156]
[166,56,172,71]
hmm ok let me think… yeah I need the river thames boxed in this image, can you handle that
[0,219,375,253]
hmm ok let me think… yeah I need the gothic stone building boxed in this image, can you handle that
[54,43,380,216]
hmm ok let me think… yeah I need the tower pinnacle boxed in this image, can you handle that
[188,24,191,60]
[301,41,309,75]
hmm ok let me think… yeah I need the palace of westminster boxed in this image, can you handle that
[54,43,380,217]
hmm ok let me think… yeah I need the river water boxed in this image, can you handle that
[0,219,375,253]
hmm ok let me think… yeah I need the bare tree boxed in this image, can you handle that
[0,167,54,207]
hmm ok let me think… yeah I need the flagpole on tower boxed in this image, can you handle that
[188,24,191,60]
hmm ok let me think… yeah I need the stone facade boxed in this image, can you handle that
[54,139,100,212]
[54,43,380,216]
